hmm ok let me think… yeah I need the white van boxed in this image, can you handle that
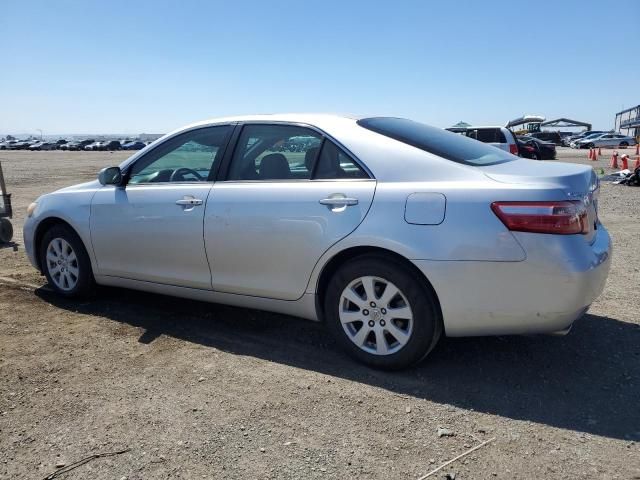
[456,126,520,156]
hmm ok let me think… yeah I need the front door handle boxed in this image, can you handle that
[319,197,359,207]
[176,197,203,207]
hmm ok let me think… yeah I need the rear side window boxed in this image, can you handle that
[314,141,369,179]
[358,117,513,166]
[227,124,322,180]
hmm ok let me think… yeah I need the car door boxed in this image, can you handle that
[91,125,233,289]
[597,134,613,147]
[205,123,376,300]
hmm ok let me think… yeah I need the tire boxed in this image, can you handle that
[324,254,442,370]
[0,218,13,243]
[620,142,628,148]
[40,224,95,297]
[588,143,595,149]
[532,153,539,160]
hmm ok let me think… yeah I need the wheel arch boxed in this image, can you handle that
[33,217,86,273]
[314,246,443,327]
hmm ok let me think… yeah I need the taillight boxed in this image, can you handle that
[491,201,588,235]
[509,144,519,155]
[524,146,535,152]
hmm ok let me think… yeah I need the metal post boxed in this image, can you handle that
[0,162,6,195]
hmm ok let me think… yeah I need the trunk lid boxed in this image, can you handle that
[481,158,599,243]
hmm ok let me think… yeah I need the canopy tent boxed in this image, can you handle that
[447,121,471,133]
[505,115,545,130]
[540,118,592,131]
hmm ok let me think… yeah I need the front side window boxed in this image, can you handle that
[228,124,322,180]
[128,125,231,184]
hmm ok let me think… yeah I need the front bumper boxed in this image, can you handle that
[414,225,612,337]
[23,216,39,270]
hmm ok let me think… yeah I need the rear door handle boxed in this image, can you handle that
[176,197,203,206]
[319,197,359,207]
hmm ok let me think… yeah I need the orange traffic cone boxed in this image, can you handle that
[592,148,598,161]
[610,151,618,168]
[636,143,639,156]
[621,154,629,170]
[598,147,602,156]
[587,148,593,160]
[634,157,640,169]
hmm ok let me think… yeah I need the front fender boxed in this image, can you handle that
[24,187,99,273]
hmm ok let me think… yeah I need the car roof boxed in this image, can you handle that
[182,113,361,129]
[120,114,490,182]
[464,125,507,130]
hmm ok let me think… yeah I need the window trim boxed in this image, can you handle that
[216,121,374,182]
[121,124,235,186]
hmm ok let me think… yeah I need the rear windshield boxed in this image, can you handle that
[357,117,513,166]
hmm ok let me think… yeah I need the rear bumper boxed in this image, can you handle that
[413,225,612,337]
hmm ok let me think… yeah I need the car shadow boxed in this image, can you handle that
[36,286,640,442]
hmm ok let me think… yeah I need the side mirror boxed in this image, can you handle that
[98,166,123,186]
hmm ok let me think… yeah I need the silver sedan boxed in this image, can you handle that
[23,114,612,369]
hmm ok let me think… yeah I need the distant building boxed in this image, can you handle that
[614,105,639,139]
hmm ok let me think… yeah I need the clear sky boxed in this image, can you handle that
[1,0,638,135]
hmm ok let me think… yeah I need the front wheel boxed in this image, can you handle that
[620,142,628,148]
[324,255,441,370]
[40,224,95,297]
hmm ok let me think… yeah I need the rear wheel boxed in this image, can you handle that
[40,224,95,297]
[324,255,441,370]
[620,141,629,148]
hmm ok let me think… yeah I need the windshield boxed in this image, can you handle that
[357,117,513,166]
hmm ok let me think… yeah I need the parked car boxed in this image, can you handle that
[23,114,611,369]
[565,131,606,147]
[121,141,146,150]
[74,140,95,151]
[569,133,605,148]
[517,136,556,160]
[28,142,58,151]
[84,141,107,151]
[576,133,636,149]
[450,126,519,155]
[103,140,122,151]
[59,141,76,151]
[0,140,18,150]
[527,131,562,145]
[11,140,35,150]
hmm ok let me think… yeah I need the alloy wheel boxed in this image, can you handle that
[46,237,79,291]
[339,276,414,355]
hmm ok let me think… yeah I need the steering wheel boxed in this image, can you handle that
[170,167,204,182]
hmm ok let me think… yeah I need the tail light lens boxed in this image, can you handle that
[509,144,519,155]
[491,201,588,235]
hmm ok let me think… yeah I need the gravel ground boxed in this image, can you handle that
[0,148,639,479]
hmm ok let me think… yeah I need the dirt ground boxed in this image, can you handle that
[0,148,639,480]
